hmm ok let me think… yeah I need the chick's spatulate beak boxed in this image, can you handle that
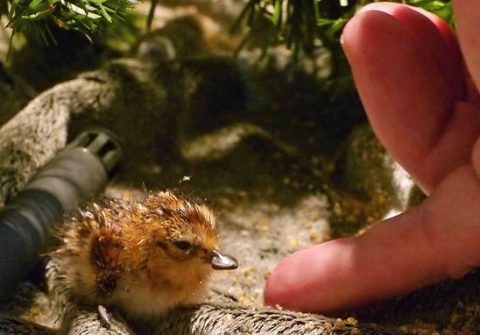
[211,249,238,270]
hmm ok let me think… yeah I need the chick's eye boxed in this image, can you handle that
[173,240,192,251]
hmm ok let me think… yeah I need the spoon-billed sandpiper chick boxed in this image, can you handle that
[50,191,238,320]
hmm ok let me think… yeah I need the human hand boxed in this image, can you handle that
[264,0,480,313]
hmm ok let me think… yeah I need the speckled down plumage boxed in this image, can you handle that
[51,191,219,319]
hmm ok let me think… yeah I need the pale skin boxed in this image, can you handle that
[264,0,480,313]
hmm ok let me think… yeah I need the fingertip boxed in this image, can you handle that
[264,205,454,313]
[343,2,463,100]
[357,1,457,48]
[263,260,288,307]
[264,238,357,312]
[264,247,316,309]
[341,9,394,62]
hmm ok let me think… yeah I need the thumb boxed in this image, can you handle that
[264,165,480,313]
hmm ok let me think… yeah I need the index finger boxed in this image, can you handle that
[341,4,480,192]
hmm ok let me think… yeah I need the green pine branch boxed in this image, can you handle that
[232,0,452,95]
[233,0,452,55]
[3,0,134,43]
